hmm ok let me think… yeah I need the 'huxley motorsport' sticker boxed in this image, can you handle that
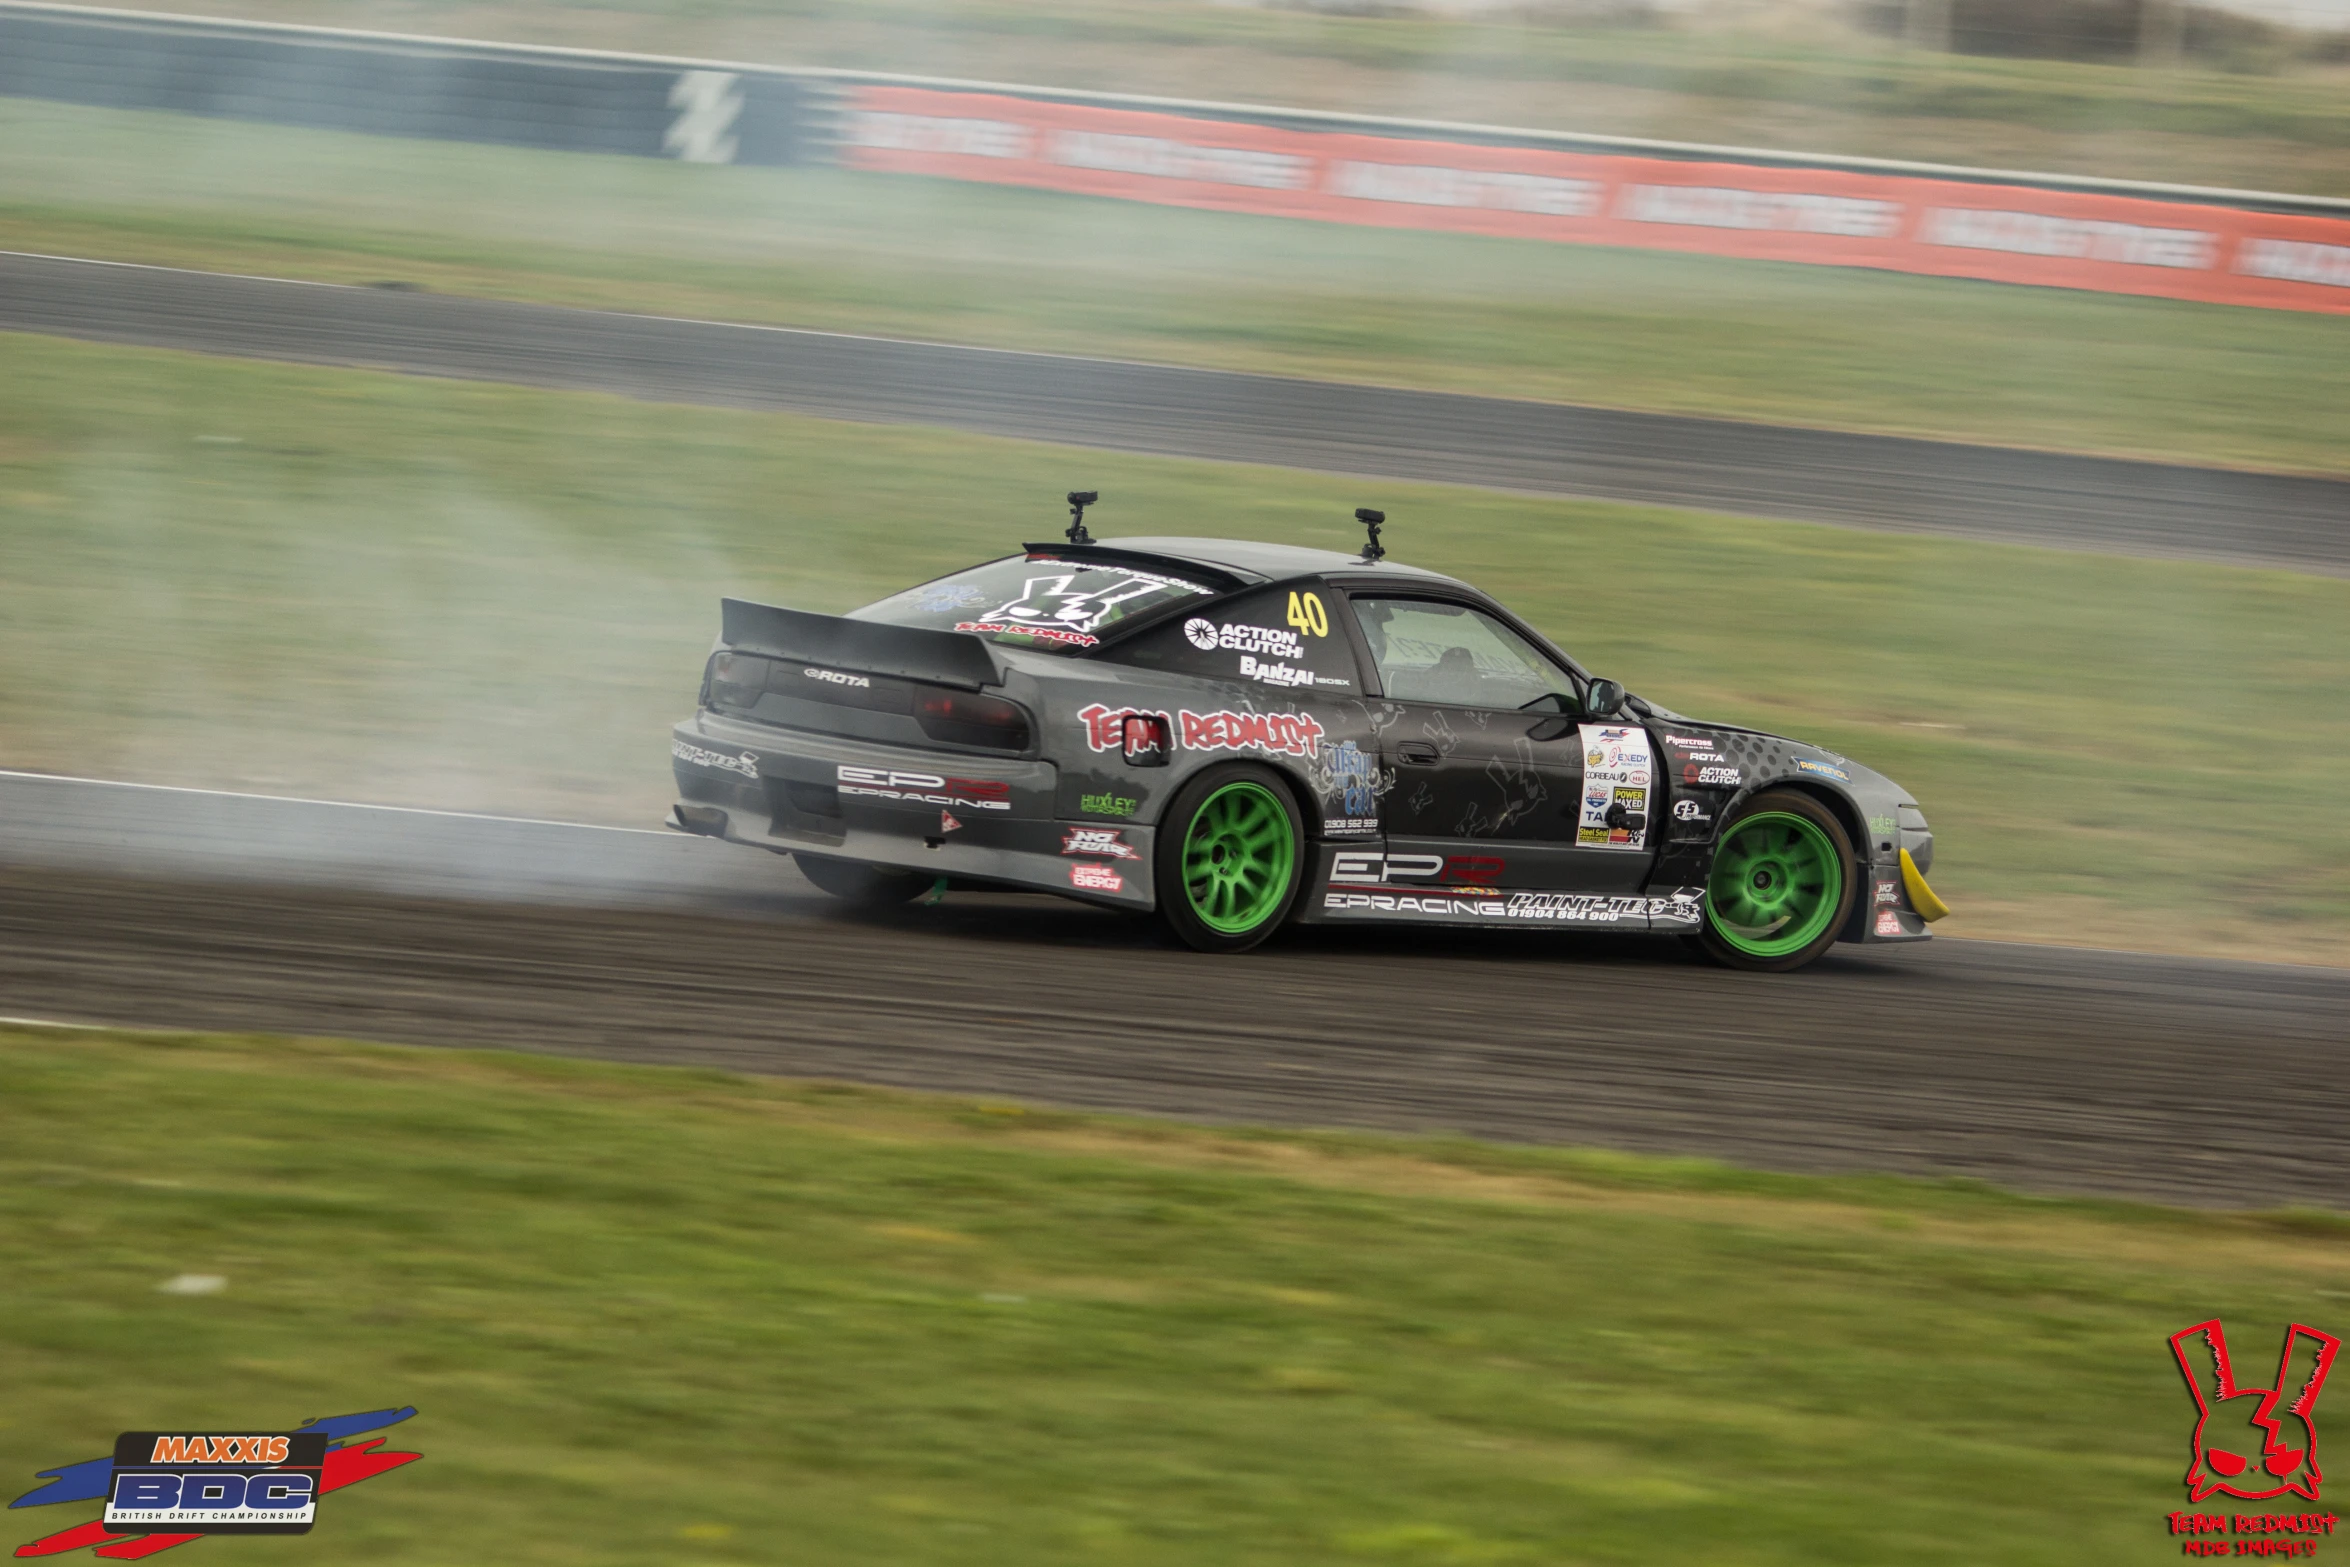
[11,1408,421,1559]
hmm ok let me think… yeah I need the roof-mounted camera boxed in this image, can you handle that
[1066,490,1100,546]
[1355,507,1386,562]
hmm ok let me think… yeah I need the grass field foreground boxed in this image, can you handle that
[4,1025,2344,1565]
[3,331,2346,962]
[7,98,2350,477]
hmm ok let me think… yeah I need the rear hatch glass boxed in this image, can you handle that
[850,554,1216,654]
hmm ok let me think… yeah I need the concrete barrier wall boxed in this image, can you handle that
[0,5,810,163]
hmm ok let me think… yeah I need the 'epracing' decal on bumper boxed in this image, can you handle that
[836,766,1012,811]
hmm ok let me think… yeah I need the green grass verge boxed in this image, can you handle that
[5,1025,2343,1564]
[7,98,2350,476]
[4,330,2346,961]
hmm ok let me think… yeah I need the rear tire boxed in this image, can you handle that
[794,852,930,908]
[1694,790,1855,973]
[1154,764,1304,954]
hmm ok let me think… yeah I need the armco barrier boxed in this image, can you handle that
[842,85,2350,315]
[4,1,2350,314]
[0,5,809,163]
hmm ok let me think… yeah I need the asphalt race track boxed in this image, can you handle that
[5,250,2347,576]
[3,774,2345,1210]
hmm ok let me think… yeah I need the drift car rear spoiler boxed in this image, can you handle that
[720,599,1005,690]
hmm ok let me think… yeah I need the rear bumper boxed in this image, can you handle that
[668,713,1155,909]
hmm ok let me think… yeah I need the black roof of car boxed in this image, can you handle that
[1093,536,1468,591]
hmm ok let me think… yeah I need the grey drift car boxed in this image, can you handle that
[667,506,1948,971]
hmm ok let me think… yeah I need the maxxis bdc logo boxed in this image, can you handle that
[11,1408,420,1559]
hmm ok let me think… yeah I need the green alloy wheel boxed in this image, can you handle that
[1184,780,1295,932]
[1157,767,1304,953]
[1697,792,1855,972]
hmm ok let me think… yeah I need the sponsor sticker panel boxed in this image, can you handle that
[1577,724,1654,851]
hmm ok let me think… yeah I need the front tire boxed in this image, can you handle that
[1154,764,1304,954]
[1695,790,1855,973]
[794,852,930,908]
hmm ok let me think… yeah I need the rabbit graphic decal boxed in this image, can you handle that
[2171,1319,2342,1503]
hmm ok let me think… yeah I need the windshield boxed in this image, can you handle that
[850,553,1217,653]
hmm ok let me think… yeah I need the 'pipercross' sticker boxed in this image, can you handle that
[836,766,1012,811]
[1577,725,1653,851]
[673,739,758,779]
[1076,705,1325,759]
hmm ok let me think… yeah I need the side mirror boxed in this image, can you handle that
[1584,678,1626,718]
[1121,713,1169,767]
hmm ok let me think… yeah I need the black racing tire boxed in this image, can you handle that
[793,852,931,908]
[1153,762,1306,955]
[1692,789,1857,974]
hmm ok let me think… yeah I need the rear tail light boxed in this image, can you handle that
[914,689,1032,751]
[707,651,769,711]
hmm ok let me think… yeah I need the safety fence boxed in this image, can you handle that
[5,1,2349,314]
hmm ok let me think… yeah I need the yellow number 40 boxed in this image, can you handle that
[1286,591,1329,638]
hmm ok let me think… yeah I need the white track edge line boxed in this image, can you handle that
[0,768,671,835]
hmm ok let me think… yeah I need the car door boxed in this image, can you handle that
[1339,594,1658,917]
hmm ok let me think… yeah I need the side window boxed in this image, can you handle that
[1349,597,1575,710]
[1110,586,1358,693]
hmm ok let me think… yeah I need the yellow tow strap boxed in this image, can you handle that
[1899,848,1950,923]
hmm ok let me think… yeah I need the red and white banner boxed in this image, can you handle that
[843,85,2350,315]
